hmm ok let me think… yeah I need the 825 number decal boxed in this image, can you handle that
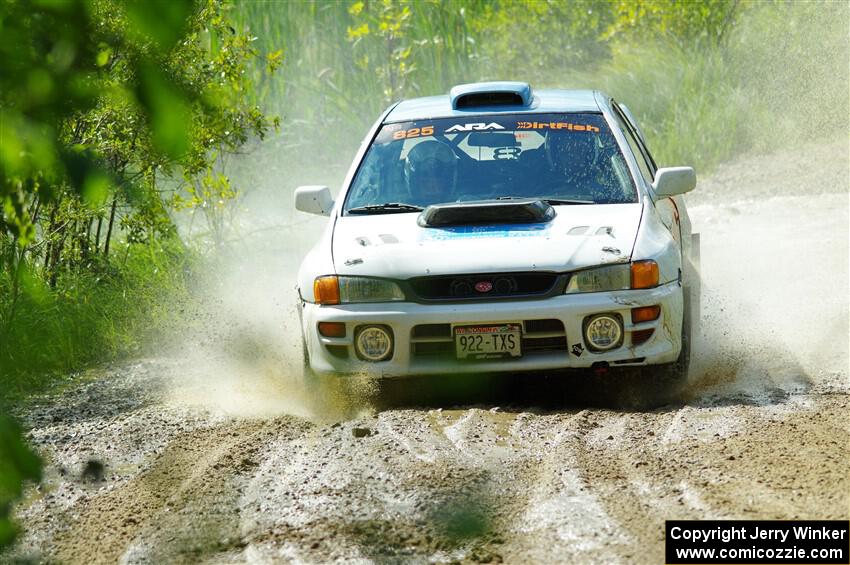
[393,125,434,140]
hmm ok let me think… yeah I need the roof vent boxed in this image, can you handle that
[449,81,532,110]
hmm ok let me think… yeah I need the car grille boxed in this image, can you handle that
[410,319,567,358]
[407,272,559,301]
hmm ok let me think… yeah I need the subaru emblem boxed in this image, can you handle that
[474,281,493,293]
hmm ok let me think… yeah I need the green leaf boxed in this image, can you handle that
[124,0,194,52]
[82,171,111,206]
[0,417,42,549]
[96,47,112,67]
[136,63,192,159]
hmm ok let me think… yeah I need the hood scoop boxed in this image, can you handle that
[418,199,555,228]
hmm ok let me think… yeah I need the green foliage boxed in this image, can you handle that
[569,0,848,169]
[569,42,745,168]
[605,0,740,46]
[471,0,615,74]
[0,416,42,548]
[0,0,281,395]
[1,0,279,243]
[346,0,414,102]
[0,242,192,397]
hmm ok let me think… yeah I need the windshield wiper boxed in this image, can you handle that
[541,198,593,205]
[347,202,424,215]
[495,196,593,205]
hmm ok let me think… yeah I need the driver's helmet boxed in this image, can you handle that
[544,131,598,182]
[403,140,457,205]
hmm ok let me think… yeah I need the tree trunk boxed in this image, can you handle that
[103,196,118,260]
[94,214,103,255]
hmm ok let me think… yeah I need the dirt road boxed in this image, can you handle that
[5,140,848,564]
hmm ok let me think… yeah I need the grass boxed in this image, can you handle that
[568,2,849,171]
[0,242,193,405]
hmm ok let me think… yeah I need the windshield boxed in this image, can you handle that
[343,113,636,214]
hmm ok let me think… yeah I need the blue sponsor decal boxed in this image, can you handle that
[421,223,551,241]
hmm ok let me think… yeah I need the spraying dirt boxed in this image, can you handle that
[4,140,848,564]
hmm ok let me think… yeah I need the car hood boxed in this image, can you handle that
[332,203,643,278]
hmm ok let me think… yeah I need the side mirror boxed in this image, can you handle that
[294,185,334,216]
[652,167,696,197]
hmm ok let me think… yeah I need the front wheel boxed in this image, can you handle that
[616,286,692,408]
[300,337,367,418]
[646,284,693,389]
[300,336,329,403]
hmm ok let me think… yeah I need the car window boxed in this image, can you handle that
[611,105,655,184]
[617,103,658,172]
[343,113,638,213]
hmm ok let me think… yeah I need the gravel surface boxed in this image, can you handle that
[3,140,848,564]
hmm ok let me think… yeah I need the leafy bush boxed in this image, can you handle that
[0,417,42,549]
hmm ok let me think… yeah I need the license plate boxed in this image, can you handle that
[454,323,522,360]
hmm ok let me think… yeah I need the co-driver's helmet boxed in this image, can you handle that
[403,140,458,205]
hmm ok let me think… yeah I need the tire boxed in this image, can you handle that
[300,336,361,417]
[300,336,328,397]
[644,284,692,394]
[652,233,700,387]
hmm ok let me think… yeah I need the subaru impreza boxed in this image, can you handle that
[294,81,699,386]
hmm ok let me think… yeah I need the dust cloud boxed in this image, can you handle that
[686,141,849,404]
[161,192,324,419]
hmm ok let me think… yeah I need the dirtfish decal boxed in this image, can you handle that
[445,122,505,133]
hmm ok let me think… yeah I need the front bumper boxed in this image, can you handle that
[302,280,683,377]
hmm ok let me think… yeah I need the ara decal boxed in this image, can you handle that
[445,122,505,133]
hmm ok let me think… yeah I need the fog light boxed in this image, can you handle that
[354,325,393,362]
[584,314,623,351]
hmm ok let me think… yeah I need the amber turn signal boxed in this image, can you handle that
[631,260,659,289]
[314,276,340,305]
[318,322,346,337]
[631,305,661,323]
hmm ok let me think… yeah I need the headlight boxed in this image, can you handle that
[314,276,405,305]
[564,260,659,294]
[565,264,630,293]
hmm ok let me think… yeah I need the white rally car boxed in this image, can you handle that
[295,81,698,387]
